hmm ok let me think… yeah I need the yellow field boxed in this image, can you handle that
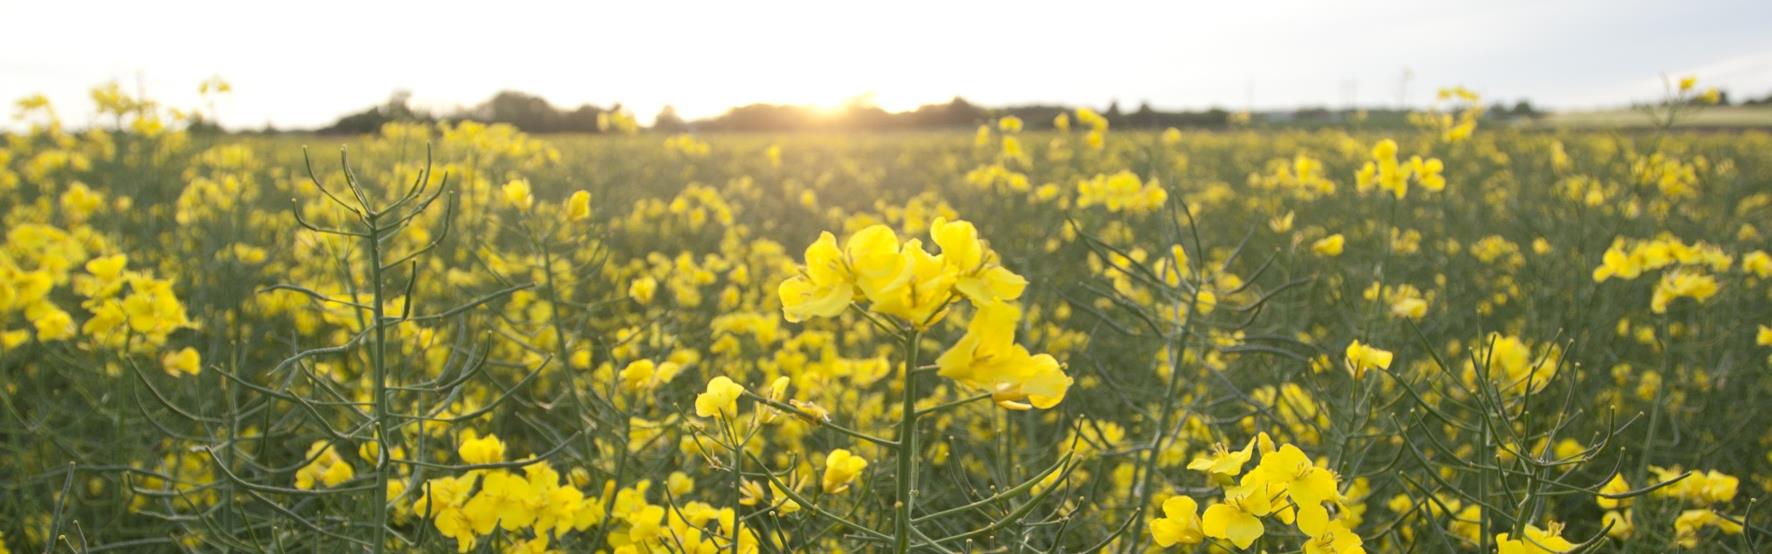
[0,85,1768,553]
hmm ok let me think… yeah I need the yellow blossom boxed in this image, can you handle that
[1343,340,1393,380]
[695,376,745,418]
[1312,234,1345,257]
[566,190,592,221]
[821,449,867,494]
[161,347,201,377]
[1149,495,1204,547]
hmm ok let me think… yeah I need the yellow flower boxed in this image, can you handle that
[1312,234,1345,257]
[1187,434,1263,484]
[1603,510,1633,539]
[501,179,533,211]
[695,376,745,419]
[1149,495,1204,547]
[414,475,478,552]
[932,217,1027,305]
[628,276,658,305]
[624,504,665,543]
[738,479,765,506]
[1343,340,1393,380]
[464,470,538,534]
[997,116,1023,133]
[458,433,507,464]
[1650,269,1718,313]
[1303,520,1364,554]
[566,190,592,221]
[1253,444,1338,536]
[1202,476,1277,549]
[667,471,695,497]
[161,347,201,378]
[1758,324,1772,346]
[85,254,128,281]
[778,231,855,323]
[619,359,662,392]
[31,307,75,341]
[294,441,354,490]
[852,229,954,326]
[1077,171,1166,214]
[1269,211,1295,234]
[1679,75,1698,92]
[1596,474,1630,510]
[821,449,867,494]
[1411,156,1446,191]
[1495,523,1574,554]
[1697,470,1739,504]
[1463,333,1559,397]
[1390,297,1427,320]
[1674,508,1744,547]
[935,301,1071,410]
[1741,251,1771,278]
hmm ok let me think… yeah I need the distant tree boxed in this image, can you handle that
[653,105,687,133]
[320,90,430,134]
[475,91,562,132]
[185,114,225,135]
[1202,108,1230,128]
[898,97,984,129]
[1131,101,1156,127]
[558,105,607,133]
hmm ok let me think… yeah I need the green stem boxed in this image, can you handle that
[893,330,922,554]
[729,418,743,554]
[366,215,391,554]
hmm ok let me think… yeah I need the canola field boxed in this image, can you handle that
[0,84,1769,553]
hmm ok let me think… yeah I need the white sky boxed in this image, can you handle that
[4,0,1772,130]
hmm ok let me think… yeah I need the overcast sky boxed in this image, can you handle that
[5,0,1772,129]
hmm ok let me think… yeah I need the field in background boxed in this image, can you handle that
[1533,105,1772,130]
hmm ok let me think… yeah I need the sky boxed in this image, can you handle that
[4,0,1772,130]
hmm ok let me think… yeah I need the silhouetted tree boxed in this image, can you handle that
[653,105,687,133]
[320,90,430,134]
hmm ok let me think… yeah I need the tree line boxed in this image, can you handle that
[302,89,1684,135]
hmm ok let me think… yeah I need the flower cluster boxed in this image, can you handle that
[293,441,355,490]
[413,433,642,553]
[1076,170,1167,214]
[1591,236,1737,313]
[1354,139,1444,199]
[1155,434,1364,552]
[1459,333,1561,398]
[1595,468,1743,546]
[778,218,1070,409]
[1,224,192,356]
[1249,154,1337,199]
